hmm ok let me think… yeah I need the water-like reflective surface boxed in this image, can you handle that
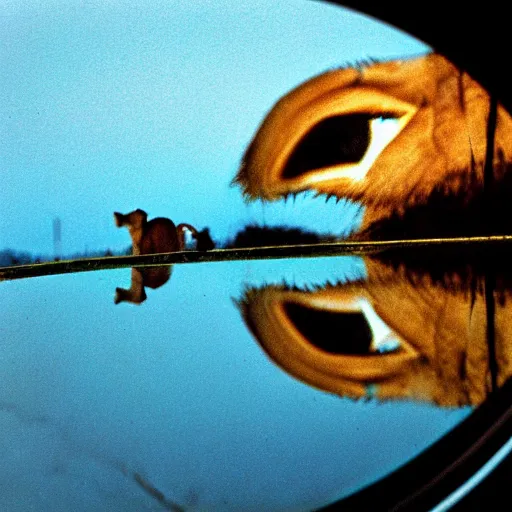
[2,0,512,510]
[1,257,472,511]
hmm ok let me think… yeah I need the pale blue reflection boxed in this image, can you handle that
[431,437,512,512]
[0,257,470,511]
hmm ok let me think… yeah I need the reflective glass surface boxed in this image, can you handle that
[2,258,472,510]
[1,1,510,511]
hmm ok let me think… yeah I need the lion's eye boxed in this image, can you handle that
[283,301,373,354]
[283,114,404,183]
[282,114,373,178]
[282,297,401,356]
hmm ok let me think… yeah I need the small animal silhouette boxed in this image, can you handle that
[113,209,214,304]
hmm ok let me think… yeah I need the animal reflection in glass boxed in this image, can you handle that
[233,52,512,406]
[234,53,512,233]
[238,257,511,407]
[113,209,214,304]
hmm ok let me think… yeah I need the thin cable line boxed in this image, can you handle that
[1,235,512,281]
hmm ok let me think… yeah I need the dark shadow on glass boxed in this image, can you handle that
[224,224,337,248]
[113,209,214,304]
[318,375,512,512]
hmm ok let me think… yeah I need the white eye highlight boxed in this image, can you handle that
[358,298,401,353]
[306,115,407,184]
[363,117,403,174]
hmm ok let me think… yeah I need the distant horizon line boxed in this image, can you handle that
[2,235,512,281]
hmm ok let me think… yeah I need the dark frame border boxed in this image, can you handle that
[317,2,512,510]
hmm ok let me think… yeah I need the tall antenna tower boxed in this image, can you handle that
[53,217,61,261]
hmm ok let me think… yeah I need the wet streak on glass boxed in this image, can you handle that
[3,236,512,282]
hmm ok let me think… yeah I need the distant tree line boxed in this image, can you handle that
[224,224,337,248]
[1,224,340,267]
[0,246,132,267]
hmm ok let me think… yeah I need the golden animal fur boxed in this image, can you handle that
[238,258,510,407]
[234,53,512,229]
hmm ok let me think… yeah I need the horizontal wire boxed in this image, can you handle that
[1,235,512,281]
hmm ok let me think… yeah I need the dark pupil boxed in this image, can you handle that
[282,114,372,179]
[284,301,373,354]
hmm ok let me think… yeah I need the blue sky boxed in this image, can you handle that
[0,3,478,511]
[1,0,430,256]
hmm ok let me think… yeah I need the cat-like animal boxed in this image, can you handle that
[114,209,214,304]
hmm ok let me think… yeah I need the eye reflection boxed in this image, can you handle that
[281,296,401,356]
[283,301,374,355]
[238,254,510,408]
